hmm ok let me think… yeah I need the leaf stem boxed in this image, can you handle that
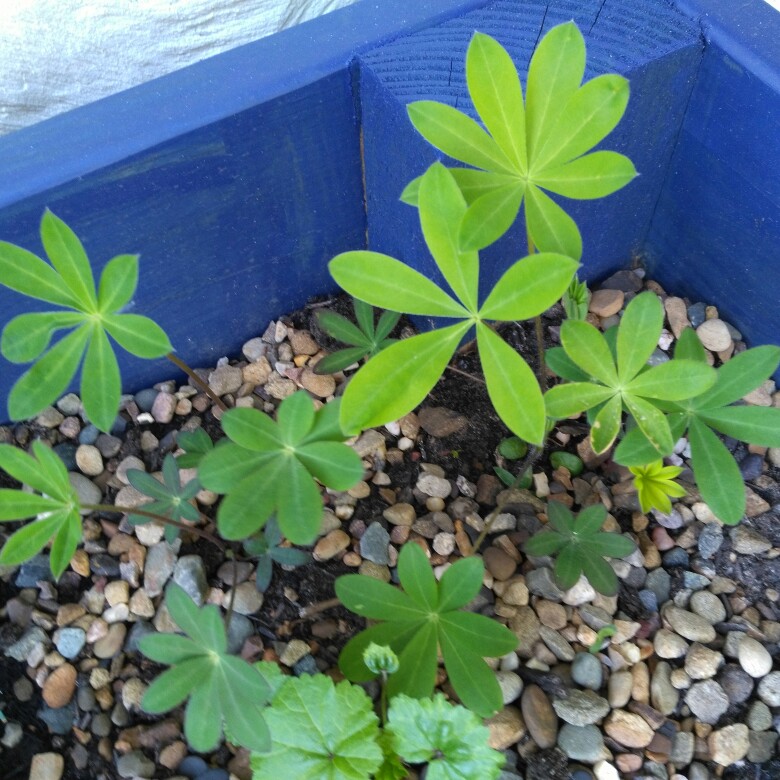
[81,503,226,551]
[165,352,228,412]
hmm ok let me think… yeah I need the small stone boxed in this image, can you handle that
[93,623,127,659]
[685,642,723,680]
[539,625,575,661]
[483,547,516,580]
[650,661,679,715]
[599,269,642,293]
[604,710,654,748]
[708,723,749,766]
[696,319,732,352]
[416,473,452,498]
[685,679,729,724]
[68,472,102,509]
[757,670,780,706]
[737,636,773,678]
[689,590,726,624]
[313,530,350,561]
[553,689,609,726]
[562,576,596,606]
[173,555,208,605]
[485,706,525,750]
[299,368,336,398]
[359,522,390,565]
[432,532,456,556]
[654,629,689,659]
[208,365,243,396]
[116,749,156,778]
[526,568,566,601]
[496,671,523,704]
[521,684,557,749]
[42,663,77,708]
[143,541,178,597]
[383,503,415,526]
[608,670,633,709]
[731,525,772,555]
[558,723,608,762]
[589,288,624,317]
[719,663,754,704]
[417,406,468,437]
[747,731,778,763]
[121,678,147,711]
[224,582,264,615]
[29,753,65,780]
[664,297,691,338]
[746,700,772,731]
[664,606,716,642]
[54,627,86,660]
[151,391,177,423]
[570,653,604,692]
[104,580,130,606]
[75,444,103,476]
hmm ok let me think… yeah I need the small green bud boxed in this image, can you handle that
[363,643,399,675]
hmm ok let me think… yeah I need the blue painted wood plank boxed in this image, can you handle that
[358,0,702,314]
[649,0,780,377]
[0,0,488,413]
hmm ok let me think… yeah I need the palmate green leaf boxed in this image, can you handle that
[524,530,568,556]
[407,101,515,174]
[387,622,440,701]
[175,428,214,469]
[40,210,97,311]
[353,298,375,336]
[525,22,585,159]
[314,347,369,375]
[198,444,273,494]
[339,322,471,434]
[525,183,583,259]
[250,675,382,780]
[8,325,89,422]
[0,440,73,499]
[699,406,780,447]
[389,694,505,780]
[591,394,622,454]
[296,441,365,489]
[626,359,717,400]
[559,320,617,385]
[614,413,687,467]
[339,621,424,683]
[623,394,675,457]
[1,311,85,363]
[278,388,316,442]
[50,511,84,580]
[675,327,708,362]
[0,514,62,566]
[419,162,479,311]
[545,346,591,382]
[336,574,424,622]
[467,31,527,172]
[1,213,174,430]
[459,182,526,252]
[479,252,578,321]
[476,323,546,445]
[579,547,619,596]
[545,382,615,417]
[97,254,138,313]
[316,309,370,347]
[532,74,629,172]
[547,500,576,535]
[688,416,745,524]
[437,555,484,611]
[330,251,468,318]
[277,456,327,544]
[533,151,636,199]
[0,490,58,520]
[554,544,583,590]
[617,291,663,383]
[397,540,438,610]
[139,584,271,753]
[221,407,284,451]
[586,532,637,558]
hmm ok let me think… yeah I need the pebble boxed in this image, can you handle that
[417,406,468,437]
[731,525,772,554]
[224,582,264,615]
[313,529,350,561]
[650,661,679,715]
[383,503,416,526]
[719,664,754,704]
[684,643,723,680]
[708,723,750,766]
[144,541,178,596]
[607,670,633,708]
[685,679,729,724]
[521,684,557,749]
[483,547,517,580]
[75,444,103,476]
[696,319,732,352]
[746,700,772,731]
[37,702,76,734]
[42,663,77,708]
[688,590,726,624]
[552,690,610,726]
[757,671,780,706]
[29,753,65,780]
[300,368,336,398]
[54,627,86,659]
[697,523,724,559]
[151,391,177,423]
[589,289,624,317]
[558,723,608,762]
[117,750,156,778]
[68,472,102,509]
[496,671,523,704]
[654,629,688,659]
[603,710,654,748]
[737,635,773,678]
[359,522,390,564]
[664,606,716,642]
[173,555,208,605]
[664,297,690,337]
[417,473,452,498]
[485,706,525,750]
[93,623,127,659]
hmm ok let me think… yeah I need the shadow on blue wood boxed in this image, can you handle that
[0,0,486,411]
[648,0,780,379]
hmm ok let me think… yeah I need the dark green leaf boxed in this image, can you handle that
[336,574,423,622]
[437,556,484,612]
[524,530,568,556]
[315,309,369,347]
[579,547,619,596]
[397,542,438,611]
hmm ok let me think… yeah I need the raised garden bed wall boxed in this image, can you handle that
[1,0,779,416]
[645,0,780,376]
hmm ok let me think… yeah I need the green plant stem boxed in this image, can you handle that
[379,671,389,726]
[525,232,548,392]
[166,352,228,412]
[82,503,226,551]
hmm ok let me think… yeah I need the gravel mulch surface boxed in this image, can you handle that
[1,266,780,780]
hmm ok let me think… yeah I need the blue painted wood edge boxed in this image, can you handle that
[0,0,487,210]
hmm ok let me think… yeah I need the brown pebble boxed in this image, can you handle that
[42,663,77,708]
[483,547,517,580]
[589,288,624,318]
[521,684,558,749]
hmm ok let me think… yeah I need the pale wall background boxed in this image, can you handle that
[0,0,359,137]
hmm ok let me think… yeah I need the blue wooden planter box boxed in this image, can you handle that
[0,0,778,417]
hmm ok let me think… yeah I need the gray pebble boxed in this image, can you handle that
[526,568,566,601]
[76,684,96,712]
[738,453,764,481]
[647,347,670,366]
[552,689,610,726]
[144,542,178,597]
[687,302,706,327]
[570,653,603,691]
[134,389,159,412]
[557,723,607,762]
[731,525,772,555]
[78,424,99,445]
[746,700,772,731]
[37,702,77,734]
[55,627,86,659]
[116,749,155,778]
[359,522,391,565]
[697,523,723,559]
[14,555,53,587]
[226,613,254,655]
[685,680,729,724]
[646,568,671,604]
[57,393,82,416]
[689,590,727,624]
[173,555,208,605]
[53,443,78,470]
[747,731,778,764]
[719,664,754,705]
[125,621,155,654]
[757,671,780,706]
[68,472,102,509]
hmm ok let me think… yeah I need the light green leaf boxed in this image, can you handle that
[525,21,585,158]
[533,151,637,199]
[8,325,90,422]
[525,184,583,259]
[198,444,274,494]
[617,292,663,383]
[276,457,326,544]
[40,210,97,311]
[339,322,471,434]
[0,490,59,521]
[675,328,708,362]
[591,393,622,453]
[578,547,619,596]
[336,574,423,622]
[626,360,716,400]
[614,413,687,467]
[623,394,674,457]
[295,441,364,490]
[476,323,546,445]
[81,325,121,432]
[252,675,382,780]
[458,182,526,253]
[184,673,222,752]
[215,466,281,540]
[407,101,516,174]
[387,621,439,701]
[315,309,370,347]
[389,694,504,780]
[559,320,618,386]
[97,254,139,313]
[277,391,315,444]
[141,659,206,713]
[1,311,85,363]
[49,511,83,579]
[330,251,467,318]
[137,633,201,664]
[545,346,591,382]
[103,313,173,358]
[544,382,615,418]
[418,163,479,311]
[397,542,438,611]
[479,252,578,321]
[467,31,527,171]
[698,406,780,448]
[437,556,484,612]
[688,416,745,524]
[693,345,780,409]
[0,514,62,566]
[220,407,284,452]
[0,443,62,495]
[0,240,80,308]
[533,74,630,171]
